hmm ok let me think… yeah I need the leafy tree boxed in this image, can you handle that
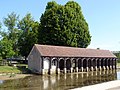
[0,22,1,29]
[18,13,39,59]
[113,51,120,63]
[0,22,3,39]
[0,13,39,59]
[0,37,15,59]
[4,12,19,31]
[3,12,21,56]
[39,1,91,48]
[0,12,20,59]
[0,22,2,60]
[0,22,1,39]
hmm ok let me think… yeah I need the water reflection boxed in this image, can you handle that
[0,70,118,90]
[117,69,120,80]
[0,80,3,84]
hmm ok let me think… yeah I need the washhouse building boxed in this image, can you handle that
[28,44,117,74]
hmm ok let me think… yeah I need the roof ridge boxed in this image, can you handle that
[29,44,116,58]
[34,44,109,51]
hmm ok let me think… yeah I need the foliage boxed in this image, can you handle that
[39,1,91,48]
[117,63,120,67]
[0,1,91,59]
[0,22,2,39]
[0,12,21,58]
[17,13,39,58]
[0,37,15,59]
[4,12,19,31]
[114,51,120,63]
[0,22,1,29]
[0,57,2,61]
[0,13,39,59]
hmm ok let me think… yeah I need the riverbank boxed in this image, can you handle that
[0,65,29,73]
[0,65,32,81]
[0,74,32,80]
[70,80,120,90]
[0,65,32,80]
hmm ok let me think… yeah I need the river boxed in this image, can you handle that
[0,70,120,90]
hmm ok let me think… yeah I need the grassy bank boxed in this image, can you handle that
[0,65,29,74]
[0,66,21,73]
[117,63,120,67]
[0,65,31,81]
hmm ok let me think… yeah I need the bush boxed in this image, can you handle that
[117,59,120,63]
[0,57,2,66]
[0,57,2,61]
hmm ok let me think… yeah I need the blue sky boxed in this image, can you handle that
[0,0,120,51]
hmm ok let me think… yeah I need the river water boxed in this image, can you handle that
[0,70,120,90]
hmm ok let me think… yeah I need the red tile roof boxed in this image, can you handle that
[34,44,116,58]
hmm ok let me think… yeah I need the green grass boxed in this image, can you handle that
[117,63,120,67]
[16,64,28,68]
[0,66,21,73]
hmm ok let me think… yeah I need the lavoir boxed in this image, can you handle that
[28,44,117,75]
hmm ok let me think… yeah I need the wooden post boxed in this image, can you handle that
[103,58,106,71]
[76,59,78,72]
[86,58,89,72]
[115,58,117,69]
[91,58,94,71]
[112,58,115,69]
[49,58,52,74]
[81,58,84,72]
[42,57,45,75]
[99,58,102,71]
[95,58,97,71]
[106,58,109,70]
[57,60,60,74]
[64,60,66,73]
[70,59,73,73]
[110,58,112,70]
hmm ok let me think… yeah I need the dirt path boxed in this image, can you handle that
[0,74,31,80]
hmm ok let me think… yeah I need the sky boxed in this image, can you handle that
[0,0,120,51]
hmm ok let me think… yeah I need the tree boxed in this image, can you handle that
[0,12,39,59]
[0,22,3,60]
[0,37,15,59]
[18,13,39,59]
[113,51,120,63]
[0,22,1,39]
[0,22,1,29]
[3,12,21,56]
[39,1,91,48]
[0,12,21,59]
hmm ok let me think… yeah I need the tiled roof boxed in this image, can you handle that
[34,44,116,58]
